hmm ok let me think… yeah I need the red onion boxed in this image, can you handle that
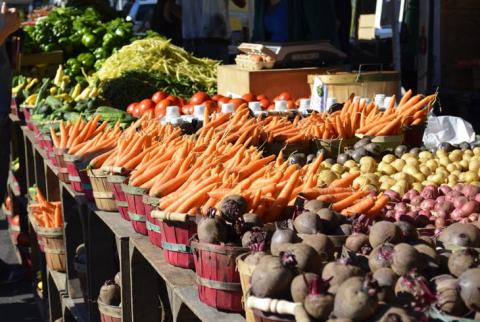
[384,210,395,218]
[435,217,446,228]
[475,193,480,203]
[453,184,464,192]
[418,209,432,217]
[462,185,480,198]
[434,201,453,213]
[433,209,447,218]
[436,196,446,204]
[460,200,480,215]
[421,188,439,200]
[446,191,463,202]
[459,218,469,224]
[438,185,452,195]
[424,184,437,191]
[420,199,436,211]
[394,210,408,222]
[410,196,424,207]
[384,190,401,202]
[450,208,465,220]
[469,213,479,222]
[394,202,408,212]
[453,196,469,209]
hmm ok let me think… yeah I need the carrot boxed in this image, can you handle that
[50,127,61,148]
[375,115,402,136]
[59,121,68,149]
[265,170,300,222]
[332,191,369,212]
[341,196,375,216]
[237,155,275,178]
[330,172,360,188]
[316,192,353,203]
[89,149,115,169]
[173,182,219,213]
[366,195,389,217]
[399,89,412,106]
[53,204,62,227]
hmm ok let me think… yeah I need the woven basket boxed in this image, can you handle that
[64,154,93,200]
[98,299,121,322]
[144,196,162,247]
[151,210,197,269]
[237,253,257,322]
[122,184,147,235]
[54,148,70,183]
[88,169,117,211]
[312,137,358,158]
[107,174,130,221]
[192,241,247,312]
[36,226,65,272]
[262,141,311,158]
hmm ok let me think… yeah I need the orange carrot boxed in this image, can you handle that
[316,192,353,203]
[332,191,369,212]
[330,172,360,188]
[366,195,389,217]
[341,196,375,216]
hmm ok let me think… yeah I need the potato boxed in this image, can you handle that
[439,157,451,167]
[436,149,448,158]
[449,151,462,162]
[446,163,458,173]
[459,160,469,170]
[391,159,406,171]
[448,174,459,185]
[412,172,425,183]
[402,165,419,176]
[390,184,406,195]
[361,184,378,192]
[419,151,433,160]
[343,160,356,168]
[318,170,338,184]
[331,164,345,174]
[425,159,438,171]
[465,171,478,183]
[463,154,473,162]
[474,147,480,156]
[411,183,424,191]
[401,153,416,161]
[379,175,395,185]
[382,154,396,164]
[323,161,333,169]
[349,166,360,174]
[353,176,368,190]
[469,159,480,172]
[378,163,396,175]
[405,157,419,167]
[419,165,432,176]
[380,182,393,191]
[359,157,377,173]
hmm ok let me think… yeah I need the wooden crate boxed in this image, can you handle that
[217,65,331,99]
[20,50,63,67]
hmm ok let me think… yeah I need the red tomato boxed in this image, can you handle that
[212,94,224,101]
[155,98,173,118]
[11,215,20,226]
[133,106,141,118]
[241,92,255,102]
[143,110,154,118]
[182,104,194,115]
[138,99,155,115]
[180,98,187,107]
[166,95,181,106]
[230,98,247,110]
[267,104,275,111]
[259,98,270,110]
[203,100,217,114]
[287,100,296,109]
[17,232,30,247]
[190,92,211,105]
[151,91,168,104]
[256,94,268,101]
[126,103,137,115]
[218,96,230,104]
[277,92,292,101]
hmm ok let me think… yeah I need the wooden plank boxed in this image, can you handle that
[23,129,36,188]
[20,50,63,66]
[62,295,89,322]
[47,269,63,322]
[49,268,67,294]
[94,210,138,239]
[45,165,60,201]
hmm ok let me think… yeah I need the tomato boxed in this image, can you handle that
[16,232,30,247]
[133,106,141,118]
[190,92,211,105]
[212,94,224,101]
[203,100,217,114]
[256,94,268,101]
[259,98,270,110]
[126,103,137,115]
[230,98,247,110]
[241,92,255,102]
[287,100,296,109]
[138,99,155,115]
[155,98,173,118]
[11,215,20,226]
[180,98,187,107]
[182,104,194,115]
[277,92,292,101]
[218,96,230,104]
[166,95,180,106]
[151,91,168,104]
[267,104,275,111]
[143,109,154,118]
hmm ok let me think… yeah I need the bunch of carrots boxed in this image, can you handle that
[89,119,181,170]
[30,188,62,228]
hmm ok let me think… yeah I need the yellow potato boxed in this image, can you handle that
[419,151,433,160]
[392,159,406,172]
[473,147,480,156]
[343,160,357,169]
[382,154,396,164]
[331,163,345,174]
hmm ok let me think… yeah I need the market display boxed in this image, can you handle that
[8,5,480,322]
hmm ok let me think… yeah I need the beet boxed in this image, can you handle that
[432,274,468,316]
[294,211,324,234]
[322,261,363,294]
[317,208,341,232]
[369,221,402,248]
[438,222,480,247]
[448,248,480,277]
[369,244,394,272]
[290,272,319,302]
[244,251,267,266]
[458,268,480,311]
[391,243,420,276]
[250,254,295,299]
[219,195,248,223]
[394,271,436,311]
[372,305,416,322]
[197,214,227,244]
[345,233,370,253]
[98,280,121,306]
[304,200,328,212]
[271,228,299,256]
[243,213,263,226]
[299,233,334,261]
[414,243,439,275]
[304,275,334,320]
[394,221,418,242]
[333,276,379,321]
[241,227,268,249]
[373,268,398,303]
[279,243,323,274]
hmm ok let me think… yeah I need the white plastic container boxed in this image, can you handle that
[161,106,183,125]
[193,105,206,121]
[374,94,386,109]
[274,100,288,112]
[384,96,394,109]
[221,102,235,113]
[248,101,262,113]
[298,98,310,114]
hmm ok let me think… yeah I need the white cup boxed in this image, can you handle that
[166,106,180,119]
[374,94,386,109]
[384,96,394,109]
[274,100,288,111]
[221,103,234,113]
[248,101,262,112]
[193,105,206,120]
[299,98,310,110]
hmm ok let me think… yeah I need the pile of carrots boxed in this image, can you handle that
[30,188,62,228]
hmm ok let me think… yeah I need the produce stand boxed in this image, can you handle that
[10,114,247,322]
[217,65,331,99]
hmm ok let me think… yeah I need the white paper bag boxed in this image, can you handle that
[422,116,476,149]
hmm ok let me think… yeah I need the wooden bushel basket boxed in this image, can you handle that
[64,154,93,200]
[312,137,358,158]
[404,123,426,148]
[88,169,117,212]
[151,210,197,269]
[237,253,258,322]
[355,133,404,152]
[98,299,121,322]
[107,174,130,221]
[246,297,305,322]
[54,148,70,183]
[262,141,311,159]
[36,226,66,272]
[143,196,162,247]
[121,184,147,235]
[191,241,248,312]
